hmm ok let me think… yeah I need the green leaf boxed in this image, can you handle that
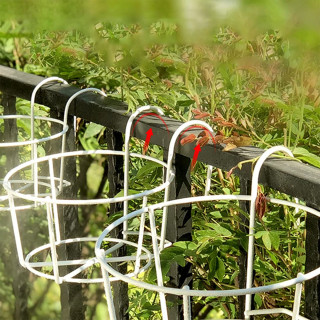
[87,162,104,194]
[114,189,140,198]
[255,230,267,239]
[209,211,222,218]
[254,294,263,308]
[83,123,104,138]
[37,145,46,157]
[17,118,31,136]
[159,246,186,267]
[157,93,176,107]
[292,247,305,253]
[215,257,225,282]
[134,161,162,179]
[173,241,197,251]
[208,224,232,237]
[174,255,186,267]
[195,230,220,242]
[95,303,108,319]
[141,62,159,79]
[262,232,272,250]
[147,259,171,283]
[240,235,249,252]
[229,303,236,318]
[208,249,217,280]
[78,135,100,151]
[173,241,197,256]
[293,147,320,168]
[230,270,239,283]
[269,231,280,250]
[222,187,231,195]
[161,246,185,256]
[296,255,306,264]
[268,251,279,264]
[290,123,300,136]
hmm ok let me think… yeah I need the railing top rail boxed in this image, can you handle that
[1,65,320,205]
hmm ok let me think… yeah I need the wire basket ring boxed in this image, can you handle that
[3,149,175,205]
[96,195,320,298]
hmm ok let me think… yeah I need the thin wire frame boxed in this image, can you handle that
[0,77,69,211]
[4,105,181,284]
[96,146,319,320]
[2,85,111,283]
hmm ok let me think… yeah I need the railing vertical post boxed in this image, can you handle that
[105,128,128,320]
[3,94,18,172]
[305,202,320,319]
[50,109,85,320]
[163,151,192,320]
[2,93,31,320]
[238,177,252,319]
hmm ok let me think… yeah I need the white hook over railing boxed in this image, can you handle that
[96,192,319,320]
[160,120,214,250]
[30,77,68,161]
[95,145,318,320]
[30,77,68,198]
[59,88,107,191]
[245,145,294,318]
[123,106,165,239]
[4,149,173,284]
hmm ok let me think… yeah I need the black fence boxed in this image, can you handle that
[1,65,320,320]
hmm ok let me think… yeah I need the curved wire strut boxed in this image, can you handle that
[4,105,177,286]
[96,146,317,320]
[1,77,69,211]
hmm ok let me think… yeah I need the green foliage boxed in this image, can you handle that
[1,2,320,318]
[6,22,317,156]
[0,21,30,68]
[141,186,307,318]
[293,147,320,168]
[2,0,320,61]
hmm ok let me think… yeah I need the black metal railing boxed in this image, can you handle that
[1,65,320,320]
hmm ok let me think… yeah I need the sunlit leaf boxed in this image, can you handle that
[269,231,280,250]
[83,123,104,138]
[293,147,320,168]
[262,232,272,250]
[215,257,225,282]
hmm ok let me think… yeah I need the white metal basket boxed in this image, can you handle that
[96,146,320,320]
[3,108,217,285]
[0,77,69,211]
[4,148,174,283]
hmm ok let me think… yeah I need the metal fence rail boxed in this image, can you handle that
[1,65,320,319]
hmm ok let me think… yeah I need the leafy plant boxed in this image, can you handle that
[1,4,320,318]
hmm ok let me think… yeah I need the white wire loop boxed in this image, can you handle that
[58,88,107,191]
[3,105,179,284]
[4,86,309,320]
[0,77,69,211]
[4,150,174,205]
[96,146,318,320]
[160,120,215,250]
[94,119,217,320]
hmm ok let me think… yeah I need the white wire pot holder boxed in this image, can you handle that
[3,108,216,285]
[2,84,114,282]
[96,146,319,320]
[0,77,70,211]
